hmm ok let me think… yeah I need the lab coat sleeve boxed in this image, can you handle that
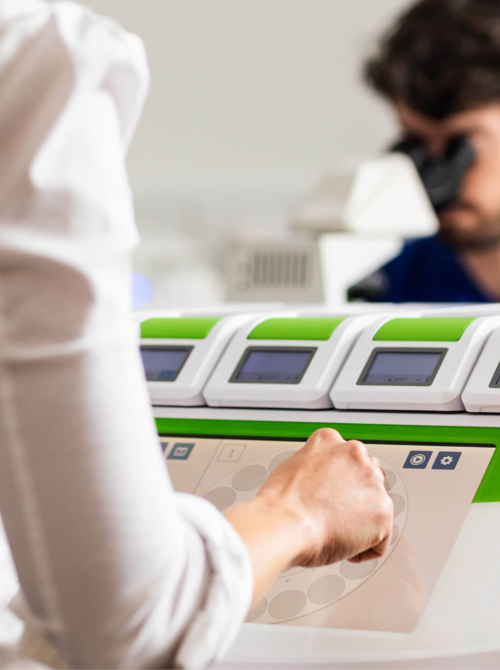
[0,2,253,668]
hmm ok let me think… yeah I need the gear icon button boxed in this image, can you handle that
[433,451,462,470]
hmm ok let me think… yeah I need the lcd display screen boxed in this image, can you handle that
[231,347,316,384]
[141,347,192,382]
[359,349,446,386]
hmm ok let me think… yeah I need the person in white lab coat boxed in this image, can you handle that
[0,2,393,668]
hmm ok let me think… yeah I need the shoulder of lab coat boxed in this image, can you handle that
[0,0,149,151]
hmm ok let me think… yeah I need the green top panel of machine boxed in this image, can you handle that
[141,317,222,340]
[248,317,346,341]
[374,317,477,342]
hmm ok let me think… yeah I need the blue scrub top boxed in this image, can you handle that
[348,235,493,303]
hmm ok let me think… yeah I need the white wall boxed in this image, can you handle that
[72,0,410,193]
[50,0,414,307]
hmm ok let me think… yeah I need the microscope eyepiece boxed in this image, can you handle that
[390,135,476,211]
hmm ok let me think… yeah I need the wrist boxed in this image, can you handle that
[224,494,321,610]
[263,494,320,568]
[227,494,318,570]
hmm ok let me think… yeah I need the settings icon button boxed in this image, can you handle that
[433,451,462,470]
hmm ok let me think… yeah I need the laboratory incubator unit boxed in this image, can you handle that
[138,305,500,669]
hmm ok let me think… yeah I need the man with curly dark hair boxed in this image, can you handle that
[349,0,500,303]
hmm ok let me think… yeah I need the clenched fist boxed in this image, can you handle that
[225,428,394,610]
[257,428,394,567]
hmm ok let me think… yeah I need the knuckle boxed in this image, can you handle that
[373,526,386,546]
[347,440,367,459]
[314,428,342,444]
[382,494,395,521]
[374,493,393,525]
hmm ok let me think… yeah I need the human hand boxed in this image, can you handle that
[256,428,393,568]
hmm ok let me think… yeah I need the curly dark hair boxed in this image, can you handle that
[365,0,500,120]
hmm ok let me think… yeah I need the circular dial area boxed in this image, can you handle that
[203,446,408,624]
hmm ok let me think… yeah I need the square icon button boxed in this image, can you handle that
[167,443,195,461]
[432,451,462,470]
[403,450,433,469]
[218,444,246,463]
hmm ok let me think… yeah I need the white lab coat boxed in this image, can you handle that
[0,1,252,668]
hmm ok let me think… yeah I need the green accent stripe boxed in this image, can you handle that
[141,317,221,340]
[155,417,500,503]
[249,317,346,341]
[374,317,476,342]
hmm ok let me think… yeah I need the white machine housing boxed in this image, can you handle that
[463,325,500,413]
[331,315,500,412]
[152,305,500,669]
[204,313,378,409]
[140,313,257,406]
[155,404,500,670]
